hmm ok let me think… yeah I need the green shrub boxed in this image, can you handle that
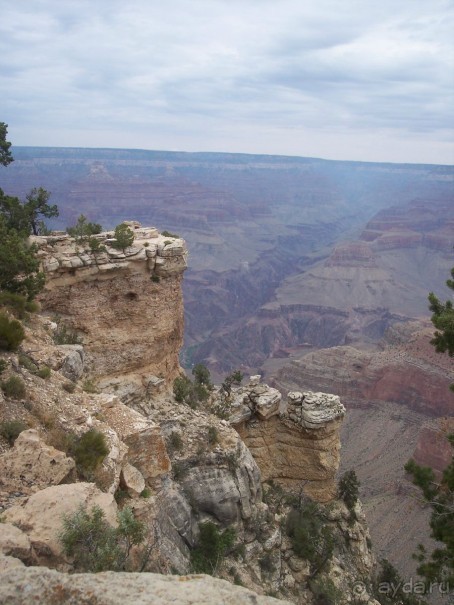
[59,504,145,572]
[140,488,151,499]
[25,300,39,313]
[18,353,38,373]
[0,359,7,374]
[1,375,26,399]
[173,376,192,403]
[0,419,27,445]
[36,365,51,379]
[150,274,160,283]
[190,521,235,574]
[338,469,360,511]
[0,314,25,351]
[161,230,179,238]
[208,426,218,445]
[286,500,335,571]
[111,223,134,252]
[0,292,28,318]
[74,429,109,474]
[309,576,343,605]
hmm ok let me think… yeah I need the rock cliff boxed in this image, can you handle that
[0,223,379,605]
[34,222,187,397]
[230,379,345,502]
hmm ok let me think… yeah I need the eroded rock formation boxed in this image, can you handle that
[34,222,187,396]
[230,379,346,502]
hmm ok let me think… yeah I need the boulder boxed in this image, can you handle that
[58,345,84,381]
[0,429,75,493]
[4,483,117,566]
[120,463,145,497]
[0,523,32,563]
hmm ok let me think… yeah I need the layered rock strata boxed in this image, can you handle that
[230,378,346,502]
[34,222,187,395]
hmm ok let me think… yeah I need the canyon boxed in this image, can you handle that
[1,147,453,589]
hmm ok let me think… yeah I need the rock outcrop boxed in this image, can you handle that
[230,379,346,502]
[4,483,117,566]
[0,567,291,605]
[0,429,75,493]
[34,223,187,397]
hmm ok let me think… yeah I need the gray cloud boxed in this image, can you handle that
[1,0,452,163]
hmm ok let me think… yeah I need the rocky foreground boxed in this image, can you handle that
[0,225,381,604]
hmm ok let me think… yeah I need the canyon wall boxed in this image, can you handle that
[34,223,187,396]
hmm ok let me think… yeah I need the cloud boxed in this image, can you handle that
[1,0,453,163]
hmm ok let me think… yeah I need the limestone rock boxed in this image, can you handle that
[287,391,345,429]
[233,385,345,503]
[58,344,84,381]
[0,555,25,572]
[0,567,291,604]
[120,462,145,497]
[0,523,32,563]
[102,402,170,482]
[36,225,187,391]
[4,483,117,566]
[0,429,75,493]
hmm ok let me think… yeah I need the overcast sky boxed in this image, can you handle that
[1,0,453,164]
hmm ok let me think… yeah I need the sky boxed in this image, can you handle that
[1,0,453,165]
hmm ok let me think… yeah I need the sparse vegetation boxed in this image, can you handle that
[1,375,26,399]
[59,504,145,572]
[208,426,218,445]
[67,214,102,240]
[286,499,335,574]
[0,314,25,351]
[0,419,27,445]
[190,521,235,575]
[73,429,109,474]
[0,359,7,374]
[161,230,179,238]
[36,365,51,379]
[150,274,160,283]
[309,576,343,605]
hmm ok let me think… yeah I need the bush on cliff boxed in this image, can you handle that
[0,419,27,445]
[1,375,26,399]
[111,223,134,253]
[286,500,335,573]
[73,429,109,476]
[0,314,25,351]
[190,521,235,575]
[338,469,360,512]
[59,505,145,572]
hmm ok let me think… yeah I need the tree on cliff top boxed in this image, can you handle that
[428,267,454,379]
[111,223,134,253]
[0,122,13,167]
